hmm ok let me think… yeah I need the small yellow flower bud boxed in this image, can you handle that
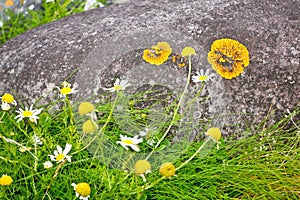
[181,46,196,57]
[206,127,222,142]
[0,174,13,186]
[82,120,98,134]
[78,102,95,116]
[134,160,151,175]
[159,162,176,178]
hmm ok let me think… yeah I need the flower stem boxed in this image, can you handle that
[71,93,119,155]
[145,55,193,160]
[176,137,211,171]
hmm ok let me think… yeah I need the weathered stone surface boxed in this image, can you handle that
[0,0,299,134]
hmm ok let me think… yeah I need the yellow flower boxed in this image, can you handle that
[0,174,13,186]
[159,162,176,178]
[71,182,91,200]
[82,120,98,134]
[78,102,97,121]
[181,46,196,57]
[1,93,17,111]
[143,41,172,65]
[205,127,222,142]
[207,38,250,79]
[134,160,151,182]
[78,102,95,116]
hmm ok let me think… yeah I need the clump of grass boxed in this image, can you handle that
[0,0,108,45]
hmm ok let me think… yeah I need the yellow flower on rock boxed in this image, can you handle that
[1,93,17,111]
[0,174,13,186]
[207,38,250,79]
[143,41,172,65]
[181,46,196,57]
[159,162,176,178]
[71,182,91,200]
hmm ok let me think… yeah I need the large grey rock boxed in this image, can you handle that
[0,0,299,134]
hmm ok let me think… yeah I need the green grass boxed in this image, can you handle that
[0,88,299,199]
[0,0,108,45]
[1,1,300,199]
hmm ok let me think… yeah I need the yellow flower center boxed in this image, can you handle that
[78,102,95,115]
[75,182,91,197]
[61,87,72,95]
[113,85,123,91]
[122,139,133,145]
[23,111,33,117]
[1,93,14,103]
[159,162,176,178]
[0,175,13,186]
[198,75,209,82]
[56,154,65,161]
[135,160,151,175]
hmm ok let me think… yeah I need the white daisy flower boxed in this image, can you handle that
[71,182,91,200]
[43,161,53,169]
[15,104,43,124]
[104,78,131,92]
[32,134,43,145]
[48,143,72,163]
[116,135,143,152]
[1,93,17,111]
[192,69,215,83]
[58,81,78,98]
